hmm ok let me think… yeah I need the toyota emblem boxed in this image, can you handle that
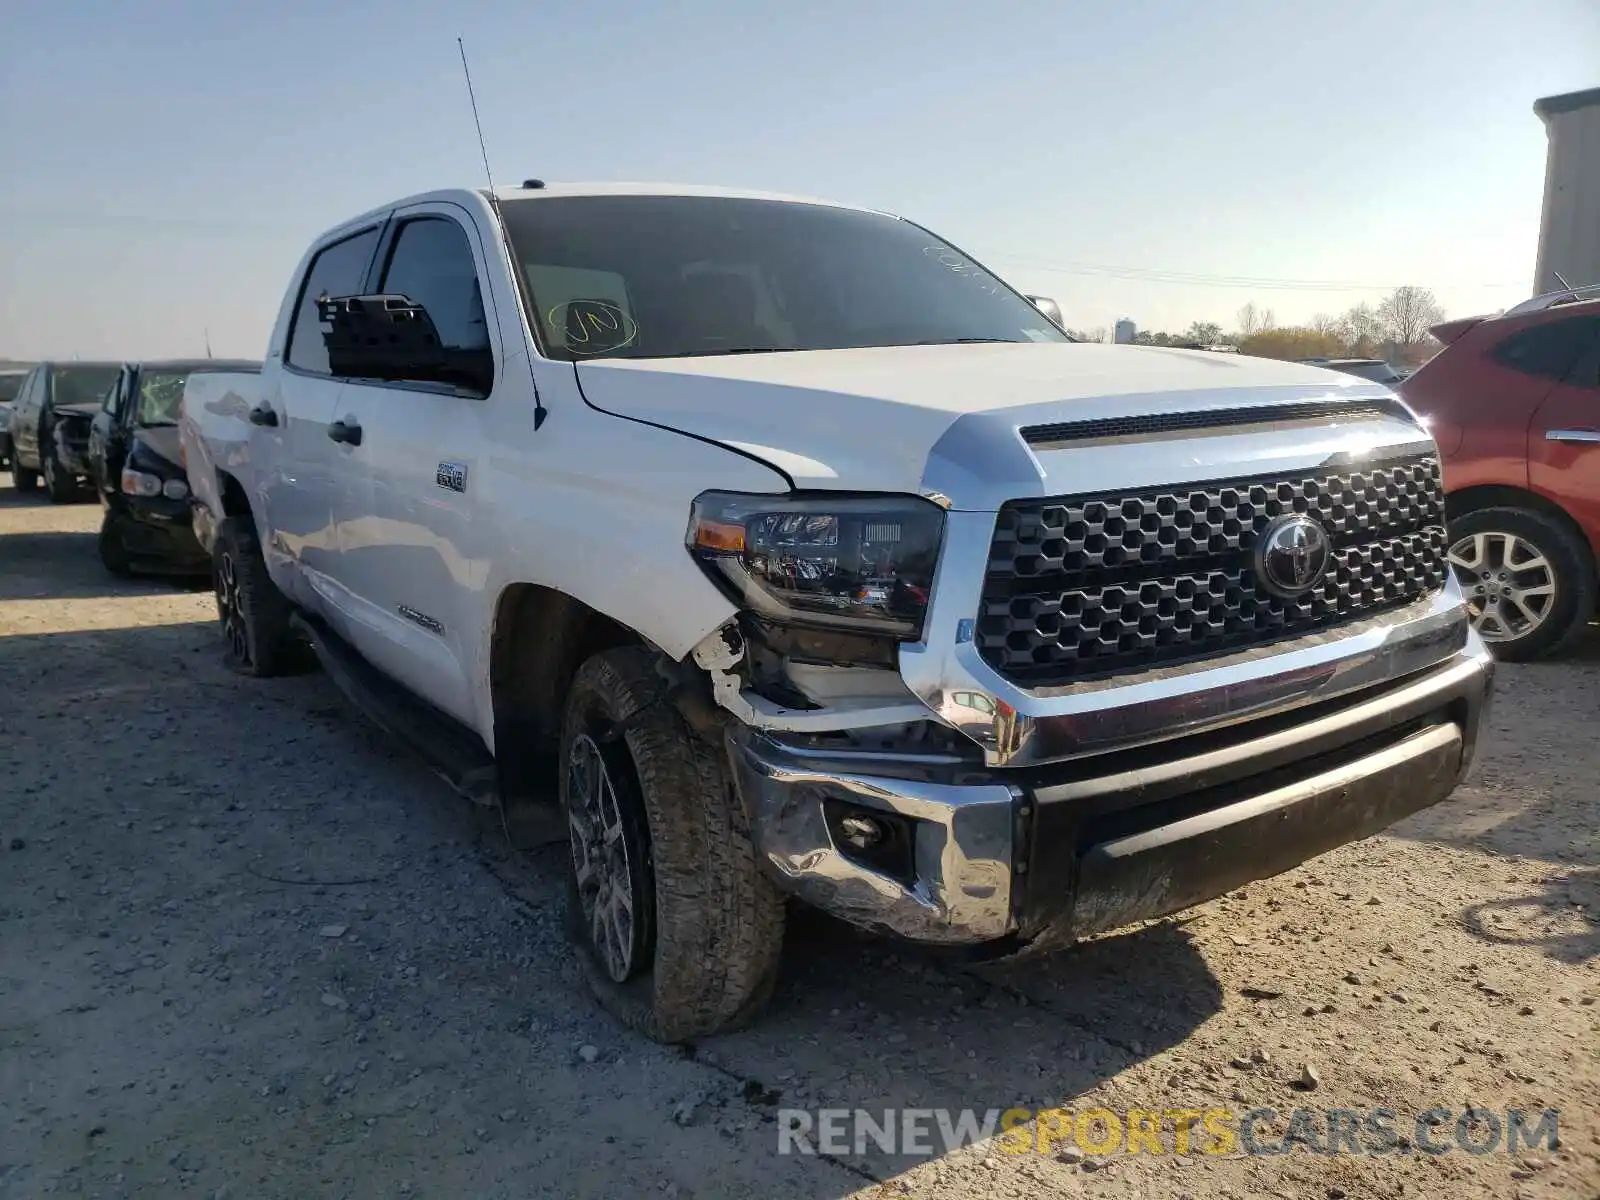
[1254,514,1332,598]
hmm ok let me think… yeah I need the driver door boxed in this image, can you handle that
[89,366,133,503]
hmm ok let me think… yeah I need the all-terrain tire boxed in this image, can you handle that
[560,646,785,1042]
[10,452,37,492]
[212,516,297,676]
[1449,505,1595,661]
[98,512,134,578]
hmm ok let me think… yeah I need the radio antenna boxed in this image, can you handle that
[458,38,497,195]
[457,36,547,429]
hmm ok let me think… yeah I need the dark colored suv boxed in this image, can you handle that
[88,359,261,575]
[1399,288,1600,658]
[8,361,123,501]
[0,368,30,471]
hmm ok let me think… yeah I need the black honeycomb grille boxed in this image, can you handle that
[978,456,1448,685]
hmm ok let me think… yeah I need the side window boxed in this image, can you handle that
[104,370,128,417]
[15,371,38,416]
[286,229,380,375]
[1491,316,1600,382]
[377,217,492,363]
[23,370,45,416]
[1565,333,1600,390]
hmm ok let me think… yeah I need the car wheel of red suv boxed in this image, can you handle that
[1447,506,1595,660]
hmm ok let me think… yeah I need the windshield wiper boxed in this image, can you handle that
[910,337,1027,345]
[660,347,794,358]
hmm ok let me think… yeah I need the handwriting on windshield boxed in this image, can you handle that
[923,246,1001,294]
[552,299,639,355]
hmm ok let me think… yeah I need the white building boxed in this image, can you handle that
[1534,87,1600,292]
[1113,317,1137,344]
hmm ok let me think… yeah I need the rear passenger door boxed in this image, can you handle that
[262,226,382,614]
[323,204,500,725]
[1526,315,1600,553]
[12,368,43,464]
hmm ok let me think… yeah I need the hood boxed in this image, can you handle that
[129,426,183,470]
[575,342,1407,501]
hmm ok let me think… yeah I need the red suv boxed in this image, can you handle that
[1400,289,1600,659]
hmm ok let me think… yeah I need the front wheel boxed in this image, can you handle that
[98,512,134,578]
[212,516,296,676]
[10,451,37,492]
[560,646,785,1042]
[41,446,77,503]
[1447,506,1596,660]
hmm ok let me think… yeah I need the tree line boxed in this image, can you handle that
[1065,286,1447,365]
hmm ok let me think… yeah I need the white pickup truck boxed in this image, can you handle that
[182,182,1494,1041]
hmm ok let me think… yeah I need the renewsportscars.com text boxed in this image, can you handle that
[776,1105,1561,1158]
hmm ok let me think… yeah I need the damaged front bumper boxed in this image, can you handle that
[727,635,1493,948]
[54,425,93,476]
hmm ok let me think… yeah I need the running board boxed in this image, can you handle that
[290,612,499,807]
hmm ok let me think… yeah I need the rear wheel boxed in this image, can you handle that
[1447,506,1595,660]
[10,451,37,492]
[213,516,296,676]
[560,646,784,1042]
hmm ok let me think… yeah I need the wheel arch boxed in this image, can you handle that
[1446,483,1598,579]
[216,469,253,519]
[488,583,647,799]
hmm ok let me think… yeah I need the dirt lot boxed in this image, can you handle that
[1,483,1596,1200]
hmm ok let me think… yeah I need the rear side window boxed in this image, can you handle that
[377,218,491,359]
[1490,316,1600,382]
[287,229,381,375]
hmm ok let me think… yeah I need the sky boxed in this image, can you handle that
[2,0,1596,359]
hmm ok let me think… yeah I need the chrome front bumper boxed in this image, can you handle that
[728,636,1494,946]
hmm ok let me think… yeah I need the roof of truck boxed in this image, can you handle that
[319,183,882,245]
[489,181,865,209]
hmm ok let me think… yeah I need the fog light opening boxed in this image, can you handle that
[822,799,916,884]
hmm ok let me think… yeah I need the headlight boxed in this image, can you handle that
[122,468,188,499]
[687,492,945,638]
[121,469,163,497]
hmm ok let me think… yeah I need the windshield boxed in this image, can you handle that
[499,195,1070,361]
[134,371,189,426]
[0,374,25,404]
[51,366,120,408]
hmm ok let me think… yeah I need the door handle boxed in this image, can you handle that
[1545,428,1600,444]
[248,405,279,428]
[328,419,363,446]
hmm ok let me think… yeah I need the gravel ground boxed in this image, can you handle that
[1,483,1595,1200]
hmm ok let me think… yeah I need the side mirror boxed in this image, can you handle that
[318,294,493,395]
[1025,295,1064,329]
